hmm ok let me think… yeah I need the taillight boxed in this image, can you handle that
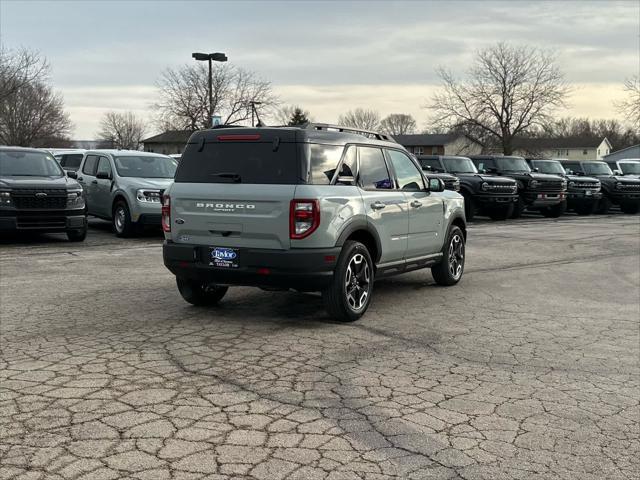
[290,199,320,239]
[161,195,171,232]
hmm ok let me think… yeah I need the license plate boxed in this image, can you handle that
[208,247,239,268]
[585,190,592,196]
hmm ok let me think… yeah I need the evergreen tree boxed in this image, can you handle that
[288,107,310,126]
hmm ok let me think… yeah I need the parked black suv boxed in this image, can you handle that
[469,155,567,218]
[561,160,640,214]
[527,159,601,215]
[418,155,518,220]
[0,147,88,241]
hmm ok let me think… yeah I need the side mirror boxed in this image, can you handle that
[66,170,77,179]
[613,169,622,175]
[336,175,355,185]
[428,178,446,192]
[532,167,539,173]
[96,171,111,180]
[478,168,486,174]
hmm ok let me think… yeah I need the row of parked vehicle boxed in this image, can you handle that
[420,155,640,219]
[1,124,639,321]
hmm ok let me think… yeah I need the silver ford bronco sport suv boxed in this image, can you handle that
[162,124,467,322]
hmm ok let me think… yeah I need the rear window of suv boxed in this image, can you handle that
[176,141,300,184]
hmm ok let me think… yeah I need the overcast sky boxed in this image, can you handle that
[1,0,638,138]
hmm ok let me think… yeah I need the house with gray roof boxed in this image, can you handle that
[511,136,611,160]
[141,130,192,155]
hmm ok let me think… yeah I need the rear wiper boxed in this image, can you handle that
[210,172,242,183]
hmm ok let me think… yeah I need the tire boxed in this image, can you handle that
[487,203,514,221]
[322,240,374,322]
[176,277,228,306]
[462,192,475,222]
[621,202,640,214]
[541,200,567,218]
[511,196,526,218]
[596,196,612,214]
[431,226,465,286]
[574,203,595,216]
[67,224,87,242]
[112,201,135,237]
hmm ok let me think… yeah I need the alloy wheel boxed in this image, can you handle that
[448,234,464,280]
[344,253,371,311]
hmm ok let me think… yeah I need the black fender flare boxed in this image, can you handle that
[335,218,383,263]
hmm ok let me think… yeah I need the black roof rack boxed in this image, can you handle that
[303,123,396,143]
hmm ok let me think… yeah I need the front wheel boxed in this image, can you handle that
[487,204,514,221]
[621,202,640,214]
[322,240,373,322]
[112,201,135,237]
[431,226,465,286]
[511,197,526,218]
[67,224,87,242]
[541,200,567,218]
[596,196,612,214]
[176,277,228,306]
[574,202,595,216]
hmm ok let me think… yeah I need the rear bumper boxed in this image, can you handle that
[137,213,162,226]
[0,210,87,232]
[163,241,341,291]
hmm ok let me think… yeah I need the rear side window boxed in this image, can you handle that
[358,147,393,190]
[82,155,98,175]
[176,142,299,184]
[308,144,344,185]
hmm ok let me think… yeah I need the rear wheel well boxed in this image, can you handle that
[451,217,467,241]
[345,230,379,264]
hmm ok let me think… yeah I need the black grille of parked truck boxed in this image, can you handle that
[469,155,567,218]
[0,147,88,241]
[418,155,518,221]
[526,159,601,215]
[561,160,640,214]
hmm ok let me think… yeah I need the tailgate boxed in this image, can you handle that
[170,183,295,250]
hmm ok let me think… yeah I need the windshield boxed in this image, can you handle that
[0,150,64,177]
[620,162,640,175]
[114,155,177,178]
[531,160,565,175]
[583,162,613,176]
[418,158,443,172]
[495,156,531,172]
[443,157,477,173]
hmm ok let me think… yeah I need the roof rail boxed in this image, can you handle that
[303,123,396,143]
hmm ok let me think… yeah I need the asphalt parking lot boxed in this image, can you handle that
[1,215,638,480]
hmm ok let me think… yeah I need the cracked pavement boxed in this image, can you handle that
[1,215,638,479]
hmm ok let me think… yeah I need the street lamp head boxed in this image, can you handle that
[192,52,228,62]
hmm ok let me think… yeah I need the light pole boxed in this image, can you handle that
[191,52,228,127]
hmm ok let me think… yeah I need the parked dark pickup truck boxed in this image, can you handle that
[418,155,518,220]
[0,147,87,241]
[527,159,601,215]
[561,160,640,214]
[469,155,567,218]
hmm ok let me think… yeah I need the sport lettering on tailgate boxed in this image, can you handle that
[195,202,257,212]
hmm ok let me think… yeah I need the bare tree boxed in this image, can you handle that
[97,111,146,150]
[338,108,381,131]
[0,77,72,147]
[541,116,639,151]
[616,76,639,129]
[379,113,417,135]
[153,63,278,131]
[429,42,569,154]
[0,46,49,101]
[273,104,312,125]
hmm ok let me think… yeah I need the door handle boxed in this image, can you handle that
[410,200,422,208]
[91,180,98,184]
[371,201,386,210]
